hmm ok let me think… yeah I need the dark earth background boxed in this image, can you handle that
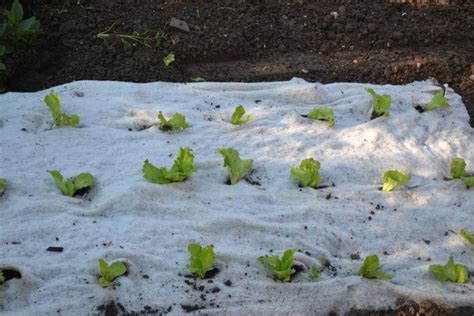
[1,0,474,315]
[0,0,473,127]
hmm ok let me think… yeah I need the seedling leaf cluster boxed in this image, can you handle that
[98,258,127,288]
[367,88,391,118]
[291,158,323,188]
[358,255,392,280]
[307,107,335,127]
[429,256,468,284]
[382,170,410,192]
[158,111,188,131]
[143,147,196,184]
[44,91,80,127]
[186,243,216,279]
[258,248,300,282]
[230,105,253,125]
[218,148,253,184]
[450,158,474,188]
[49,170,95,197]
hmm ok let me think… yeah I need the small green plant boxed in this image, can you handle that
[449,158,474,188]
[0,178,6,195]
[163,52,175,66]
[291,158,323,188]
[98,258,127,288]
[186,243,216,279]
[217,148,253,185]
[48,170,95,197]
[96,23,166,48]
[367,88,391,118]
[230,105,253,125]
[0,268,4,284]
[310,266,320,280]
[424,90,448,112]
[143,147,196,184]
[429,255,468,284]
[0,0,41,70]
[258,248,300,282]
[460,229,474,244]
[382,170,410,192]
[358,255,392,280]
[306,107,335,127]
[191,76,206,82]
[157,111,188,131]
[44,91,80,127]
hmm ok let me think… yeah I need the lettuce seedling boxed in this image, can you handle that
[0,269,4,284]
[460,229,474,244]
[258,248,300,282]
[424,90,448,112]
[143,147,196,184]
[157,111,189,131]
[449,158,474,188]
[310,266,321,280]
[48,170,95,197]
[186,243,216,279]
[382,170,410,192]
[367,88,391,118]
[291,158,323,188]
[44,91,80,127]
[98,258,127,288]
[358,255,392,280]
[217,148,253,185]
[0,178,6,195]
[230,105,253,125]
[429,255,468,284]
[163,52,175,66]
[307,107,335,127]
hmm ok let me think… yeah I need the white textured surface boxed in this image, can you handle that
[0,78,473,315]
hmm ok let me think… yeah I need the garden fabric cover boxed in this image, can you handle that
[0,78,473,315]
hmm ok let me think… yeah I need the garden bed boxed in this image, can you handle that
[0,79,473,315]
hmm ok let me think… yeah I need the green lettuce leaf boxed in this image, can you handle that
[290,158,322,188]
[186,243,216,279]
[143,147,196,184]
[382,170,410,192]
[460,229,474,244]
[218,148,253,184]
[461,176,474,188]
[163,52,175,66]
[98,258,127,288]
[157,111,188,131]
[258,248,300,282]
[44,91,80,127]
[367,88,391,118]
[425,90,448,111]
[429,255,468,284]
[0,178,7,195]
[310,266,320,280]
[307,107,335,127]
[48,170,95,196]
[450,158,466,179]
[358,255,392,280]
[230,105,253,125]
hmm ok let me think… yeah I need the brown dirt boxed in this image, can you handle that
[0,0,473,125]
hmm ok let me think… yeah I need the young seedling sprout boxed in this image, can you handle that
[230,105,253,125]
[358,255,392,280]
[291,158,323,188]
[143,147,196,184]
[48,170,95,197]
[217,148,253,185]
[367,88,391,119]
[186,243,216,279]
[98,258,127,288]
[429,256,468,284]
[44,91,80,127]
[382,170,410,192]
[258,248,300,282]
[157,111,188,131]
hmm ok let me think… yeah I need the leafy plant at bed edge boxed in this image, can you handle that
[157,111,188,131]
[291,158,323,188]
[358,255,392,280]
[460,229,474,244]
[424,90,448,112]
[0,0,41,71]
[163,52,175,66]
[48,170,95,197]
[98,258,127,288]
[44,91,80,127]
[0,178,6,195]
[382,170,410,192]
[429,255,468,284]
[310,266,321,280]
[307,107,335,127]
[0,268,4,284]
[449,157,474,188]
[143,147,196,184]
[186,243,216,279]
[230,105,253,125]
[258,248,300,282]
[367,88,391,119]
[217,148,253,185]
